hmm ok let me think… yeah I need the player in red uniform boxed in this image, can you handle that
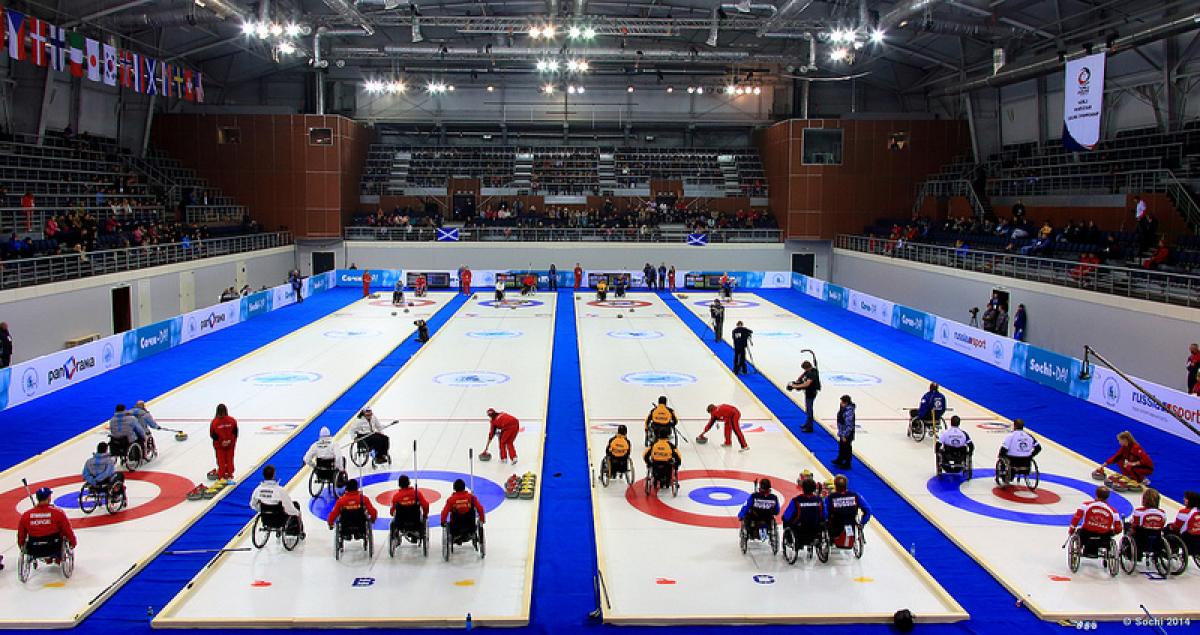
[697,403,749,451]
[361,270,372,298]
[17,488,77,551]
[440,479,486,530]
[573,263,583,290]
[1126,488,1168,556]
[326,479,378,529]
[414,274,427,297]
[487,408,521,464]
[1098,430,1154,484]
[460,266,472,296]
[1169,491,1200,554]
[1068,486,1122,552]
[209,403,239,480]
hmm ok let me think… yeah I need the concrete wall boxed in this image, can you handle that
[830,248,1198,389]
[313,241,790,276]
[0,247,296,364]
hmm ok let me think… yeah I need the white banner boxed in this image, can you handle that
[931,317,1016,371]
[1086,367,1200,441]
[180,299,241,344]
[1063,52,1106,150]
[804,276,826,300]
[847,290,894,325]
[273,284,298,309]
[7,335,122,409]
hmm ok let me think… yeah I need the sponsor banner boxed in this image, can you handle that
[310,271,332,293]
[273,283,298,309]
[804,276,826,300]
[932,317,1014,370]
[891,305,935,341]
[1086,368,1200,442]
[122,318,181,364]
[240,290,271,320]
[7,336,120,408]
[181,299,240,344]
[336,269,404,290]
[1011,343,1090,398]
[846,291,894,326]
[1062,52,1106,151]
[823,283,849,309]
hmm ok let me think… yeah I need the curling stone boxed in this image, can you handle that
[478,451,493,462]
[392,311,398,316]
[629,308,635,313]
[174,430,189,442]
[695,435,708,444]
[1091,468,1106,481]
[617,314,624,319]
[404,308,410,313]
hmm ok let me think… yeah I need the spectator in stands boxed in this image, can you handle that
[981,304,999,334]
[1137,213,1159,252]
[1070,252,1101,285]
[995,304,1009,337]
[1142,238,1171,270]
[1186,343,1200,393]
[0,322,11,368]
[1011,200,1026,220]
[1098,234,1122,262]
[1012,304,1027,342]
[1133,195,1147,221]
[20,191,35,232]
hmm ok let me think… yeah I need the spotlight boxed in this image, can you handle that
[576,85,584,94]
[543,83,555,94]
[536,60,549,71]
[686,86,695,94]
[666,86,674,93]
[870,29,885,44]
[725,84,736,95]
[696,86,704,94]
[364,80,384,93]
[567,60,579,71]
[627,85,635,92]
[269,23,283,36]
[255,23,270,38]
[752,86,761,95]
[487,85,495,92]
[568,26,581,39]
[242,21,256,36]
[386,80,406,93]
[583,27,596,39]
[830,47,848,61]
[543,25,556,39]
[578,60,589,72]
[277,41,295,55]
[529,26,542,39]
[285,23,301,37]
[547,60,559,71]
[447,85,455,91]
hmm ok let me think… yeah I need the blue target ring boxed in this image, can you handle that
[693,299,760,308]
[688,486,746,508]
[926,469,1135,526]
[477,299,545,309]
[54,491,82,509]
[307,470,506,530]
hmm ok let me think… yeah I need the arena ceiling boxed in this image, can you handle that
[43,0,1200,100]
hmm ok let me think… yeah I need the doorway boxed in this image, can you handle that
[791,253,815,277]
[112,286,132,333]
[452,194,476,221]
[312,251,335,275]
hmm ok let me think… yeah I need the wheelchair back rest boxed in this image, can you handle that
[450,497,477,518]
[109,437,130,455]
[393,502,423,524]
[943,446,968,461]
[258,503,288,528]
[24,535,63,557]
[339,505,368,532]
[833,526,856,549]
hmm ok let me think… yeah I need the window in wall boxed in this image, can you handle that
[217,127,241,144]
[802,128,843,165]
[309,128,334,146]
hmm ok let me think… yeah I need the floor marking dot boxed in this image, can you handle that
[43,582,66,588]
[251,580,272,587]
[853,577,874,583]
[1048,575,1071,582]
[454,580,476,587]
[655,578,677,585]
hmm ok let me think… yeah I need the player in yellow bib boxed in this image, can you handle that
[644,395,679,446]
[604,425,632,478]
[643,427,681,493]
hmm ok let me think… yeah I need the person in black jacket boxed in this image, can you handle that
[0,322,12,368]
[788,361,821,433]
[731,321,753,375]
[709,299,726,343]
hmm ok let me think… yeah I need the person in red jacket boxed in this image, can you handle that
[389,475,429,532]
[17,488,77,551]
[209,403,239,480]
[361,270,373,297]
[460,266,472,296]
[1068,486,1122,552]
[326,479,378,529]
[697,403,749,451]
[573,263,583,291]
[1098,431,1154,485]
[440,478,485,538]
[1170,491,1200,555]
[487,408,521,464]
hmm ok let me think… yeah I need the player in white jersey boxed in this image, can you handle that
[351,407,391,466]
[249,465,305,538]
[304,426,347,471]
[936,416,974,453]
[998,419,1040,463]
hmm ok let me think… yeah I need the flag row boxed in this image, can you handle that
[3,7,205,102]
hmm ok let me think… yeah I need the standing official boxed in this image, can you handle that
[788,361,821,433]
[710,298,726,343]
[210,403,239,481]
[731,321,753,375]
[833,395,856,469]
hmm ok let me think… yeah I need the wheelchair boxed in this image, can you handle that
[739,515,779,556]
[936,445,973,479]
[308,458,347,498]
[781,524,830,564]
[644,424,679,448]
[252,502,304,551]
[644,463,679,498]
[1118,528,1188,576]
[78,479,127,515]
[994,455,1039,491]
[598,454,635,488]
[827,523,866,559]
[333,507,373,560]
[109,433,157,472]
[17,535,74,583]
[388,512,429,558]
[907,409,943,443]
[1065,531,1119,576]
[350,435,391,469]
[441,514,485,561]
[1178,532,1200,571]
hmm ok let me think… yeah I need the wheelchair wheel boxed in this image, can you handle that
[17,549,32,583]
[1066,533,1082,573]
[476,525,486,559]
[421,527,429,558]
[1118,535,1137,575]
[781,528,799,565]
[78,485,98,515]
[739,526,749,554]
[441,526,451,562]
[598,457,611,488]
[1026,460,1040,492]
[60,543,74,579]
[852,525,864,559]
[1113,535,1132,573]
[1164,533,1188,575]
[105,485,127,514]
[908,417,925,443]
[644,474,652,496]
[350,442,370,468]
[389,530,400,558]
[125,443,144,471]
[964,460,973,480]
[365,528,374,558]
[1151,539,1172,577]
[816,532,830,563]
[281,518,302,551]
[251,515,271,549]
[769,522,779,555]
[308,470,323,498]
[144,435,158,462]
[334,526,344,561]
[934,451,943,476]
[670,473,680,498]
[625,464,635,485]
[1105,539,1120,577]
[994,459,1011,488]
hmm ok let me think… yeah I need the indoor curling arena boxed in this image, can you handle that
[1,1,1199,635]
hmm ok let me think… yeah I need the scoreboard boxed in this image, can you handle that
[494,273,525,289]
[587,272,632,288]
[684,273,732,289]
[406,271,451,288]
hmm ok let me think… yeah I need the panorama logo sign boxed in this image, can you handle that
[47,355,96,386]
[243,371,323,386]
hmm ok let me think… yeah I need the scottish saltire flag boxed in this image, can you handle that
[686,233,709,246]
[436,227,460,242]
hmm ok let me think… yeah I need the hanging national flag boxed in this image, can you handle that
[183,69,194,101]
[47,23,67,71]
[436,227,460,242]
[28,18,47,67]
[85,37,101,81]
[5,9,27,62]
[101,43,117,86]
[686,233,709,247]
[143,57,158,95]
[161,62,173,97]
[194,71,205,103]
[67,31,84,77]
[171,64,185,97]
[130,51,143,92]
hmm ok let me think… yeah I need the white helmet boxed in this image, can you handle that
[319,426,331,438]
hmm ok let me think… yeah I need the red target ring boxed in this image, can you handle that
[369,299,436,308]
[625,469,800,529]
[588,300,652,309]
[990,486,1062,505]
[374,487,442,508]
[0,471,196,530]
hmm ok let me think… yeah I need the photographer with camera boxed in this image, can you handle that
[414,320,430,343]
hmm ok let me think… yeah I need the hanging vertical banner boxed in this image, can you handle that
[48,23,67,71]
[195,71,204,103]
[29,17,47,67]
[143,56,158,95]
[5,9,26,62]
[67,31,84,77]
[85,37,101,81]
[1062,52,1106,151]
[101,43,117,86]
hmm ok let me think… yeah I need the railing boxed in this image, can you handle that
[0,231,292,290]
[185,205,247,225]
[835,234,1200,308]
[344,226,783,243]
[913,179,988,219]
